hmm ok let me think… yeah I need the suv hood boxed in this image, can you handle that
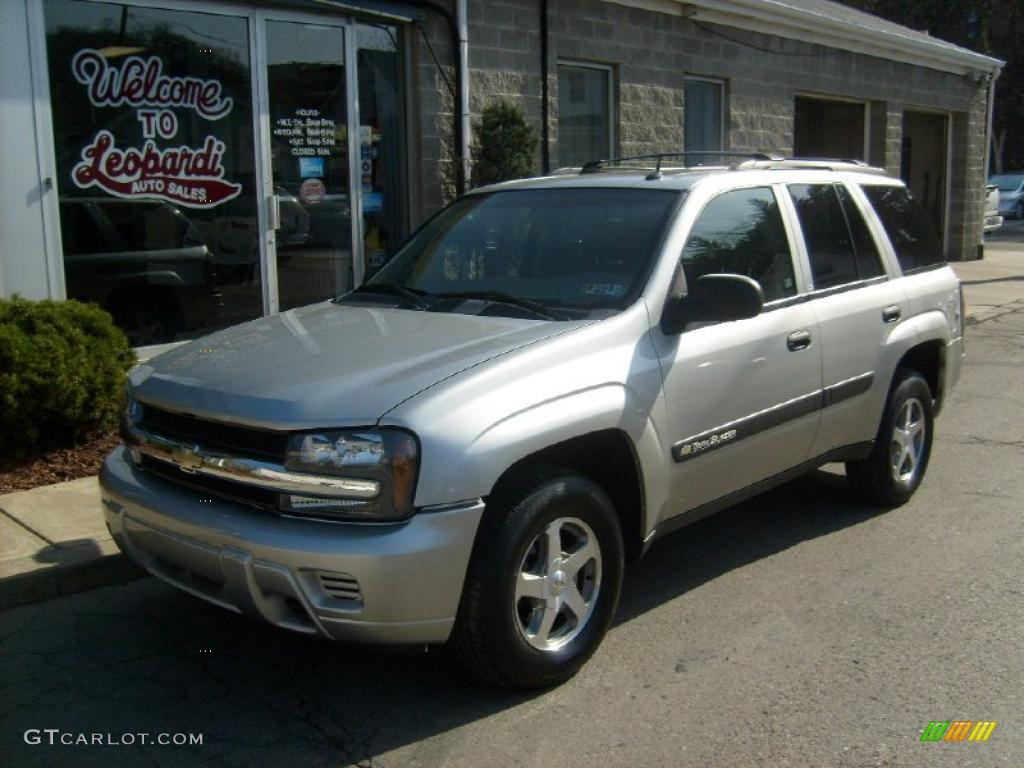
[132,302,585,428]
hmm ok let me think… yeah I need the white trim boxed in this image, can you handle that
[601,0,1004,76]
[26,0,65,299]
[252,14,277,316]
[556,60,617,161]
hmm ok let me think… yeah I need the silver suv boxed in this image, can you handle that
[102,156,964,689]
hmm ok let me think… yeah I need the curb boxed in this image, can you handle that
[0,553,144,611]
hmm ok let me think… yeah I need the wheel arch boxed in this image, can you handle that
[895,338,946,412]
[489,429,647,562]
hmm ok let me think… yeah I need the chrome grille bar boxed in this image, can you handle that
[123,425,380,500]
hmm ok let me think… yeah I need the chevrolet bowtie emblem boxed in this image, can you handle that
[171,444,203,473]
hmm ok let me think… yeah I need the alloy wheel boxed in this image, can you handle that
[514,517,602,652]
[890,397,926,483]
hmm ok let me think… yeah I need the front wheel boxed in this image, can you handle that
[451,466,624,689]
[846,368,934,505]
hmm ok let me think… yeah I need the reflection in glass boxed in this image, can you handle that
[358,24,405,279]
[44,0,262,345]
[267,20,351,311]
[681,187,796,302]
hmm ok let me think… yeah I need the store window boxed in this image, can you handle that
[44,0,261,346]
[684,78,724,162]
[557,62,613,168]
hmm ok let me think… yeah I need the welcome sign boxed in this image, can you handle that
[69,48,242,209]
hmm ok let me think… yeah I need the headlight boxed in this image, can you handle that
[282,429,419,521]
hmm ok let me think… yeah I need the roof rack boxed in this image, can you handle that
[580,152,778,180]
[738,157,889,175]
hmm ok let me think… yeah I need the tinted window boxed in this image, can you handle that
[788,184,858,289]
[836,185,884,279]
[862,186,944,272]
[681,187,796,302]
[370,188,679,311]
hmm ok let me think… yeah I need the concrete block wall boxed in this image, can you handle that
[409,0,992,260]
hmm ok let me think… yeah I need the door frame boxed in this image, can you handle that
[901,107,952,254]
[254,8,367,313]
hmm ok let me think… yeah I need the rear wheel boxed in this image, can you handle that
[452,466,623,689]
[846,368,934,505]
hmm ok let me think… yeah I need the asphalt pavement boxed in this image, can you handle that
[2,301,1022,768]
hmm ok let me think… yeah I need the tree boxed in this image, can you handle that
[470,101,538,187]
[837,0,1023,172]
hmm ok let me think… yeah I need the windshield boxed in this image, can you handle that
[990,174,1024,192]
[364,188,680,314]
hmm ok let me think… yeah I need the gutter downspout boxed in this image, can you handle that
[981,71,998,259]
[457,0,471,191]
[540,0,550,174]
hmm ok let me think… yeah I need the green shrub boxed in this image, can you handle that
[470,100,539,188]
[0,297,135,461]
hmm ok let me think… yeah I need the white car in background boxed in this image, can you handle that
[984,184,1003,234]
[990,173,1024,219]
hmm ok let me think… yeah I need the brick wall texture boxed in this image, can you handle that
[410,0,991,260]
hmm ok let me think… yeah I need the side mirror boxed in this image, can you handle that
[660,273,764,335]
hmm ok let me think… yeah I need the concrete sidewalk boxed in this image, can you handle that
[2,241,1022,609]
[0,477,141,608]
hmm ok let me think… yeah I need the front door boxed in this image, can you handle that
[261,16,357,313]
[652,185,823,517]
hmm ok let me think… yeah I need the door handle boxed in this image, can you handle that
[266,194,281,231]
[787,330,812,351]
[882,305,901,324]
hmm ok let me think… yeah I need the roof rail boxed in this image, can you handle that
[580,152,778,179]
[739,157,889,175]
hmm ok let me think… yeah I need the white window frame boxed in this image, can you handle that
[683,75,727,153]
[556,59,616,165]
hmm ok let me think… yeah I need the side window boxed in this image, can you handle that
[681,187,796,302]
[861,185,944,272]
[836,185,884,279]
[788,184,859,289]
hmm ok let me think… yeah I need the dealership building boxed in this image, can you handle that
[0,0,1002,351]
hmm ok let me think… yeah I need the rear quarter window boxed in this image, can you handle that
[861,185,944,273]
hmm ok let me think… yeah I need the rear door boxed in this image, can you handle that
[652,184,822,516]
[781,181,907,456]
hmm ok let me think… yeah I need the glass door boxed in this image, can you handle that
[262,18,355,312]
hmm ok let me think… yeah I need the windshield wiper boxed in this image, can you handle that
[345,283,430,310]
[437,290,569,321]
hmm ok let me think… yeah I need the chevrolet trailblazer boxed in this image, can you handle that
[102,155,964,689]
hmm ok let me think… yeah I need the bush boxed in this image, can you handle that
[470,100,539,188]
[0,297,135,461]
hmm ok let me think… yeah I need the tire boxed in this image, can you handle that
[846,368,934,506]
[452,465,624,689]
[1016,200,1024,220]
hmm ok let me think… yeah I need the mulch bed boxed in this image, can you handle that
[0,430,121,494]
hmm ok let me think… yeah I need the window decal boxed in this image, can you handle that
[68,48,241,209]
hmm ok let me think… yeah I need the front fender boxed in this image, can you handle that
[379,304,671,537]
[419,384,669,534]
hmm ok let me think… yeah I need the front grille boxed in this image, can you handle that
[140,455,280,512]
[317,571,362,602]
[139,405,289,462]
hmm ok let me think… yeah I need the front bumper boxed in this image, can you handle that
[100,446,483,644]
